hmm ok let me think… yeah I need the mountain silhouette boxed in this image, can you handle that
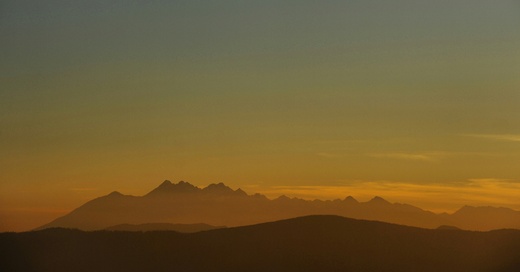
[4,215,520,272]
[104,223,224,232]
[368,196,390,204]
[436,225,462,230]
[37,180,520,231]
[145,180,200,196]
[343,195,358,204]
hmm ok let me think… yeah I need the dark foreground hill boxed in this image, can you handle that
[3,215,520,272]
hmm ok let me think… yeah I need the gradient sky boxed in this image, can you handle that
[1,0,520,231]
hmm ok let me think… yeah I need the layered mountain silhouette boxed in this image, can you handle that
[37,180,520,231]
[4,215,520,272]
[104,223,224,233]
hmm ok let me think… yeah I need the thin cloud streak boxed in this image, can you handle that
[368,152,445,162]
[68,188,98,192]
[465,134,520,142]
[244,179,520,213]
[316,152,344,158]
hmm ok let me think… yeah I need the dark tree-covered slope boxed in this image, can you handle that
[3,215,520,272]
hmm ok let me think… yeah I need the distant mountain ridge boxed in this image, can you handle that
[37,180,520,231]
[104,223,224,233]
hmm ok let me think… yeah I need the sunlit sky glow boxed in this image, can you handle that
[1,0,520,231]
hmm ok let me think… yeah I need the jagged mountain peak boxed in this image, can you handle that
[343,196,358,203]
[146,180,199,196]
[453,205,474,214]
[252,193,268,200]
[175,180,198,190]
[234,188,248,196]
[454,205,516,216]
[202,182,248,197]
[204,182,230,190]
[276,195,291,201]
[146,180,249,198]
[368,196,390,204]
[160,180,173,186]
[108,191,123,197]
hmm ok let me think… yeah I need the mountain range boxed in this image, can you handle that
[37,180,520,231]
[104,223,224,233]
[4,215,520,272]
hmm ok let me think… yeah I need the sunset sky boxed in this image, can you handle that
[1,1,520,232]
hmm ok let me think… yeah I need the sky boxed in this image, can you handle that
[1,0,520,232]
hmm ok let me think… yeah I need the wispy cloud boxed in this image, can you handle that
[243,178,520,213]
[68,188,98,192]
[316,140,375,145]
[465,134,520,142]
[368,152,445,162]
[466,178,519,189]
[316,152,344,158]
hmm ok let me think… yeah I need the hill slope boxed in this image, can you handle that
[104,223,224,232]
[3,215,520,272]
